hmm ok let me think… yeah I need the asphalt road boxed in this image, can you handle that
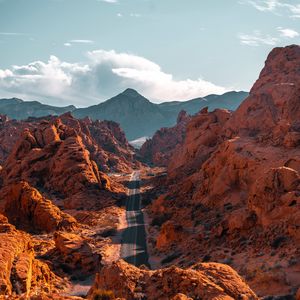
[120,171,150,268]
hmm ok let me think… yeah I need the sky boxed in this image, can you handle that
[0,0,299,107]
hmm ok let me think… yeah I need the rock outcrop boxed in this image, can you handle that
[51,232,101,278]
[3,181,77,233]
[168,107,231,179]
[140,110,191,166]
[224,44,300,145]
[88,259,257,300]
[0,113,137,173]
[2,119,107,196]
[0,114,133,211]
[0,214,55,296]
[149,45,300,297]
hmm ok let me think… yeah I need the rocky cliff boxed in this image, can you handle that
[148,45,300,297]
[140,110,191,166]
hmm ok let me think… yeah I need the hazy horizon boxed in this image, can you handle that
[0,87,249,108]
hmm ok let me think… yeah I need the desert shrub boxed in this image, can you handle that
[91,289,115,300]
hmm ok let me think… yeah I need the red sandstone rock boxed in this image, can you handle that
[0,214,55,296]
[88,259,257,300]
[0,113,138,173]
[149,45,300,297]
[3,181,77,233]
[156,220,183,250]
[225,45,300,145]
[168,108,231,180]
[51,232,101,277]
[140,110,191,166]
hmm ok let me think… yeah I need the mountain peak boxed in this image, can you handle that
[121,88,141,97]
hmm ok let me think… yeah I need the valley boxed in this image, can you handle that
[0,45,299,300]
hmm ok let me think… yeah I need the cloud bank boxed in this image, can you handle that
[243,0,300,18]
[239,27,299,46]
[239,30,279,46]
[0,50,228,106]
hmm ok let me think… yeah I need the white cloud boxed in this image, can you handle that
[0,32,26,36]
[0,69,13,79]
[242,0,300,17]
[98,0,118,3]
[0,50,228,106]
[245,0,279,11]
[69,39,94,44]
[63,39,94,47]
[117,13,123,17]
[277,27,299,38]
[239,30,279,46]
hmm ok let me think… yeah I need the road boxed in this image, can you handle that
[120,171,150,268]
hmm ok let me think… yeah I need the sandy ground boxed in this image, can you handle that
[64,205,127,297]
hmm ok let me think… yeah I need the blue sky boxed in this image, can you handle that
[0,0,299,106]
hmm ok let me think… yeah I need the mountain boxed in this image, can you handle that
[158,91,248,115]
[0,90,248,140]
[0,98,76,119]
[73,88,170,140]
[74,89,248,140]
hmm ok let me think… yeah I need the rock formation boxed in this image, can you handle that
[0,113,135,298]
[0,113,137,173]
[0,214,56,296]
[149,45,300,297]
[50,232,101,278]
[88,259,257,300]
[140,110,191,166]
[168,107,231,179]
[3,181,77,233]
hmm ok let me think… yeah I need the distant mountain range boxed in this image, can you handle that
[0,89,248,140]
[74,89,248,139]
[0,98,76,120]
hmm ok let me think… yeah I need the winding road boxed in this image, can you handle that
[120,171,150,268]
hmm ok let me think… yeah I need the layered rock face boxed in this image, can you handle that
[0,113,137,173]
[59,113,137,173]
[0,214,56,296]
[140,110,191,166]
[0,115,28,165]
[3,181,77,233]
[1,117,105,198]
[149,45,300,297]
[88,259,257,300]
